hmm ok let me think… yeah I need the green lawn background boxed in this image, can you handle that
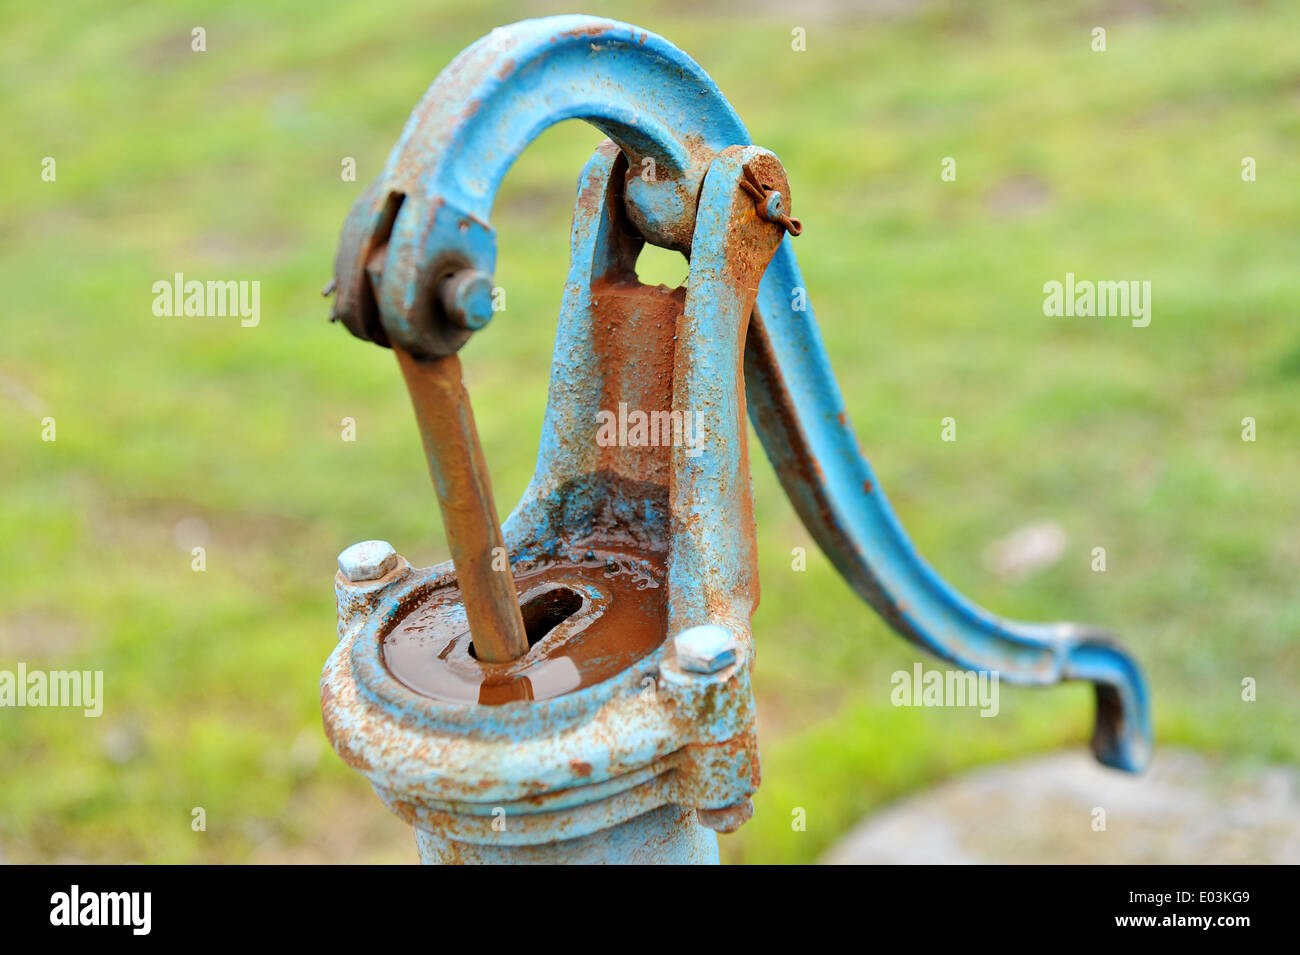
[1,0,1296,862]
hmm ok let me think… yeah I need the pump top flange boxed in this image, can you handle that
[320,15,1151,866]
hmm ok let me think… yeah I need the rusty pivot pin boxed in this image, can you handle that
[740,162,802,236]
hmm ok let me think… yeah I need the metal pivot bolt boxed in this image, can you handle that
[439,269,495,331]
[338,540,400,581]
[739,163,802,236]
[674,625,738,674]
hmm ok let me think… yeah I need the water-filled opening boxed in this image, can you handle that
[468,585,583,659]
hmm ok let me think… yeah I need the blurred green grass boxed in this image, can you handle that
[1,0,1296,863]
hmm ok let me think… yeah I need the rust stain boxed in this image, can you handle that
[557,24,610,40]
[591,278,684,487]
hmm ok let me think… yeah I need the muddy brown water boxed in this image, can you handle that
[383,550,667,704]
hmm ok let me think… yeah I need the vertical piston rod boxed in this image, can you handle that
[395,346,530,663]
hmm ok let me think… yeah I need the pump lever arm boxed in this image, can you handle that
[745,243,1151,772]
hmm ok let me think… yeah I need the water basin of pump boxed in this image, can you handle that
[382,547,667,705]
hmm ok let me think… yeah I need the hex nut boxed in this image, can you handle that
[337,540,400,582]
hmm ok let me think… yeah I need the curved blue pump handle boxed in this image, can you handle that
[349,15,1151,772]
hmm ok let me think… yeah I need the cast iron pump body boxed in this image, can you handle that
[321,15,1152,865]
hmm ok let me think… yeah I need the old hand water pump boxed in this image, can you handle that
[320,15,1151,864]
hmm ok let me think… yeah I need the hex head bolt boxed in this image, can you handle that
[439,269,495,331]
[674,624,738,673]
[337,540,400,581]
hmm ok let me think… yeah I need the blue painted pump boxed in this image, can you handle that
[321,15,1151,865]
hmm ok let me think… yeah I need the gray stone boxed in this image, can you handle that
[822,749,1300,864]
